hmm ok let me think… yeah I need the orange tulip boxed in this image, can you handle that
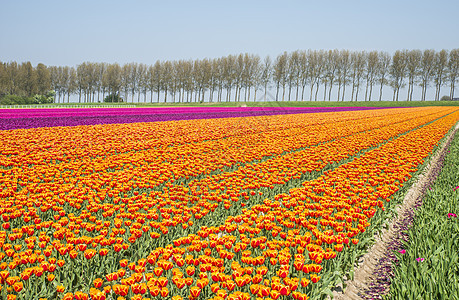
[190,286,201,298]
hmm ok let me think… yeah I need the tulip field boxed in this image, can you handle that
[0,106,458,300]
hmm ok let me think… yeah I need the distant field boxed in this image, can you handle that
[2,100,458,109]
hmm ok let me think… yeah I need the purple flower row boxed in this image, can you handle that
[0,106,393,130]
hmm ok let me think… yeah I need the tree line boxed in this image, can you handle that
[1,48,458,104]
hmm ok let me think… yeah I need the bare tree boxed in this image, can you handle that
[137,63,147,102]
[121,64,131,103]
[251,55,262,101]
[35,63,51,97]
[433,49,448,101]
[67,67,77,103]
[390,50,407,101]
[376,52,391,101]
[324,49,339,101]
[297,51,309,101]
[316,51,326,101]
[286,51,298,101]
[103,63,121,101]
[213,58,224,102]
[223,55,236,102]
[447,49,459,100]
[96,63,106,102]
[364,51,378,101]
[162,61,173,103]
[405,50,421,101]
[337,50,351,101]
[419,49,435,101]
[350,51,366,101]
[273,52,288,101]
[260,56,272,101]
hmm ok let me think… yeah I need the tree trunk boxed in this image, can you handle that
[451,81,455,100]
[264,83,268,101]
[323,82,327,101]
[351,84,355,102]
[337,83,341,102]
[364,80,369,101]
[328,80,333,101]
[295,83,299,101]
[369,83,373,101]
[314,82,319,101]
[276,84,279,101]
[406,81,411,101]
[309,84,314,101]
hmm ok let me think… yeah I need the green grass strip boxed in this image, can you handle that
[386,127,459,300]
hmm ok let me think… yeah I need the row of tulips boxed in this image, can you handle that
[0,106,388,130]
[0,107,458,299]
[1,107,401,161]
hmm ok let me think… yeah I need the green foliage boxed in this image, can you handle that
[103,93,123,103]
[440,95,451,101]
[0,90,55,105]
[385,133,459,299]
[0,94,34,105]
[33,90,55,104]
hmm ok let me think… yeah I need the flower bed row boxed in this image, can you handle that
[0,107,394,130]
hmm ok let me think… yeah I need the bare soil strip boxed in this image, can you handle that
[333,122,459,300]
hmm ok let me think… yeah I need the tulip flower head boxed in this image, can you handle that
[416,257,425,262]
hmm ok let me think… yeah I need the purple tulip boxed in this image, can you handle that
[398,249,406,254]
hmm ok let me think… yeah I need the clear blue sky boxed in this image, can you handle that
[1,0,457,66]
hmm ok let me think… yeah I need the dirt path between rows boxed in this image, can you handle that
[333,122,459,300]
